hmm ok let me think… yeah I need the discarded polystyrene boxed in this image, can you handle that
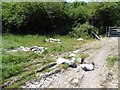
[77,38,83,41]
[56,57,77,68]
[80,62,94,71]
[45,38,61,43]
[56,57,70,65]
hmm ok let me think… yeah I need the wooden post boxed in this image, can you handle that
[108,26,110,37]
[106,27,107,36]
[91,31,101,40]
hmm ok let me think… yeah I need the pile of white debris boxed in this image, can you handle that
[77,38,83,41]
[56,53,81,68]
[5,46,47,54]
[56,53,95,71]
[45,38,61,44]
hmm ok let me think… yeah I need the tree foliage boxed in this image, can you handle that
[93,2,119,34]
[70,22,98,38]
[2,2,120,36]
[2,2,72,35]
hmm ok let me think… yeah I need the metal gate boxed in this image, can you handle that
[108,26,120,37]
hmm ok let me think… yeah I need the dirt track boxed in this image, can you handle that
[81,37,118,88]
[22,37,118,88]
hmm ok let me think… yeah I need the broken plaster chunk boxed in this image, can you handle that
[56,57,70,65]
[80,63,94,71]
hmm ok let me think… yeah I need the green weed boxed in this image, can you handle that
[77,53,89,59]
[106,55,118,66]
[59,64,69,70]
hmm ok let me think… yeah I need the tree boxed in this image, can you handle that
[94,2,118,34]
[2,2,72,35]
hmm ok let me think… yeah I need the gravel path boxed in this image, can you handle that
[22,37,118,88]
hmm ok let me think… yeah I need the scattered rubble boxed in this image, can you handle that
[56,52,95,70]
[70,78,80,87]
[56,57,77,68]
[38,68,61,79]
[70,75,84,87]
[5,46,47,54]
[45,38,61,44]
